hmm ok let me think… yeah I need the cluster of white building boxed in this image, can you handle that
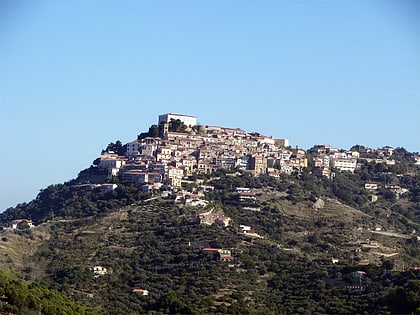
[95,114,419,191]
[310,144,359,177]
[97,113,302,188]
[100,114,420,190]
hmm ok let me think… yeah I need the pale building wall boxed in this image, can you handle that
[158,113,197,127]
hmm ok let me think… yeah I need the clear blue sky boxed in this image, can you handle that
[1,0,419,211]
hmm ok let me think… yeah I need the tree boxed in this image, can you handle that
[381,259,394,271]
[380,188,396,202]
[148,124,160,137]
[103,140,125,156]
[168,119,187,133]
[392,147,415,164]
[92,157,101,166]
[138,124,165,140]
[17,221,30,230]
[350,144,366,152]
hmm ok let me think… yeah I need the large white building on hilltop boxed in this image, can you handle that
[158,113,197,127]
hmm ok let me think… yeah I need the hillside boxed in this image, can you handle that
[0,119,419,314]
[0,174,419,314]
[0,267,97,315]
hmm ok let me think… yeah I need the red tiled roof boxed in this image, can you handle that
[132,289,148,293]
[202,248,221,252]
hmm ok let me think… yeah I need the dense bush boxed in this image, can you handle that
[0,182,150,224]
[0,269,97,315]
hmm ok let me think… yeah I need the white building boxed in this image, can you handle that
[364,182,378,191]
[158,113,197,127]
[331,158,357,173]
[126,140,141,157]
[9,219,34,229]
[239,225,252,232]
[132,289,149,296]
[99,152,126,170]
[91,266,107,277]
[101,183,118,191]
[167,166,184,187]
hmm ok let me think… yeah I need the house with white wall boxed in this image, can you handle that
[158,113,197,127]
[9,219,34,229]
[331,158,357,173]
[364,182,379,191]
[126,140,142,157]
[91,266,107,277]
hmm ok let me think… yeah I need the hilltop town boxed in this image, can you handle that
[93,113,419,198]
[0,113,419,315]
[96,113,297,187]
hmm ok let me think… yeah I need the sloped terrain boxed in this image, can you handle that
[1,192,418,314]
[0,224,51,279]
[0,154,419,314]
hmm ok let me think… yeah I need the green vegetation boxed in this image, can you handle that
[102,140,126,156]
[138,120,190,140]
[18,198,420,314]
[0,269,97,315]
[138,124,161,140]
[0,182,151,225]
[167,118,188,133]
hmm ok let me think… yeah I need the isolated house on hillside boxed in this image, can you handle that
[101,183,118,191]
[202,248,234,262]
[364,182,379,191]
[313,198,325,210]
[239,191,256,201]
[132,289,149,296]
[9,219,34,229]
[91,266,107,277]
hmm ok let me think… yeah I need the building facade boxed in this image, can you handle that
[158,113,197,127]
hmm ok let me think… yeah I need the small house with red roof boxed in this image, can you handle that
[132,289,149,296]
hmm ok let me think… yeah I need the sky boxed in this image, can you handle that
[0,0,419,211]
